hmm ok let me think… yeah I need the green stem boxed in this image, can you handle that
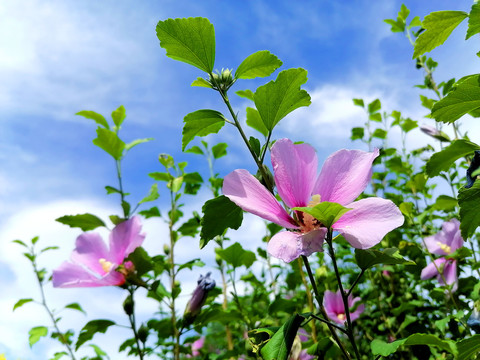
[116,159,129,219]
[127,288,145,360]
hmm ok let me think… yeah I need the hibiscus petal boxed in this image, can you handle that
[443,259,457,287]
[298,228,326,257]
[313,148,379,205]
[421,258,446,280]
[70,232,109,274]
[323,290,344,315]
[424,233,447,255]
[444,219,463,252]
[271,138,318,208]
[223,169,298,229]
[332,198,404,249]
[52,261,125,288]
[109,216,146,264]
[267,231,303,262]
[350,303,365,322]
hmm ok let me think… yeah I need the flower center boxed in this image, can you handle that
[437,241,452,254]
[99,258,114,273]
[337,313,346,321]
[299,194,322,233]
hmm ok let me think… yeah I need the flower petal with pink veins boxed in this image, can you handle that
[420,258,446,280]
[52,261,124,288]
[267,231,303,263]
[109,216,146,264]
[313,148,379,205]
[223,169,298,229]
[443,259,457,286]
[323,290,344,315]
[350,302,365,322]
[424,233,447,255]
[271,139,318,208]
[333,197,404,249]
[70,232,109,274]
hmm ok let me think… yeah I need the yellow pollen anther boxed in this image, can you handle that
[309,194,321,207]
[99,258,114,273]
[337,313,346,321]
[437,242,452,254]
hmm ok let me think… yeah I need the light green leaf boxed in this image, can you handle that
[149,172,172,182]
[92,128,125,160]
[458,335,480,360]
[156,17,215,73]
[433,195,458,212]
[246,107,268,137]
[355,248,415,270]
[56,213,106,231]
[29,326,48,347]
[466,4,480,39]
[191,77,212,88]
[426,139,480,177]
[371,333,457,357]
[182,109,226,150]
[76,320,115,350]
[125,138,153,151]
[413,11,468,58]
[13,298,34,311]
[76,110,109,129]
[352,98,364,107]
[235,50,282,79]
[236,89,255,101]
[260,314,305,360]
[111,105,126,127]
[368,99,381,114]
[212,142,228,159]
[293,202,351,228]
[459,180,480,239]
[254,68,311,131]
[200,195,243,248]
[65,303,86,315]
[185,145,204,155]
[432,75,480,123]
[216,242,256,268]
[171,177,183,193]
[139,183,160,204]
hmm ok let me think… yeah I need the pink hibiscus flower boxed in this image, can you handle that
[323,290,364,325]
[52,216,145,288]
[223,138,404,262]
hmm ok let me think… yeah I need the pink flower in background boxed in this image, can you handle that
[52,216,145,288]
[323,290,364,325]
[421,219,463,292]
[191,337,205,357]
[223,138,404,262]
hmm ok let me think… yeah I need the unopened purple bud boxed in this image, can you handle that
[420,124,450,142]
[184,272,216,324]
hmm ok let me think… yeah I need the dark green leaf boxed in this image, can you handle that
[76,110,109,129]
[260,314,305,360]
[432,75,480,124]
[371,333,457,357]
[127,247,153,276]
[200,196,243,248]
[235,50,282,79]
[426,139,480,177]
[56,213,106,231]
[182,110,226,150]
[105,185,122,194]
[13,298,34,311]
[372,128,387,139]
[65,303,86,315]
[249,136,261,157]
[139,183,160,204]
[459,181,480,239]
[254,68,311,131]
[457,334,480,360]
[246,107,268,137]
[29,326,48,347]
[466,4,480,39]
[355,248,415,270]
[76,320,116,350]
[92,128,125,160]
[156,17,215,73]
[293,202,351,228]
[368,99,381,114]
[212,143,228,159]
[139,206,161,219]
[216,242,256,268]
[236,89,255,101]
[111,105,126,127]
[413,11,468,58]
[178,215,201,237]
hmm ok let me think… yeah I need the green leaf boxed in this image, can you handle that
[200,196,243,248]
[178,215,201,237]
[138,206,161,219]
[368,99,381,114]
[384,18,405,33]
[260,314,305,360]
[185,145,204,155]
[127,247,153,276]
[466,4,480,39]
[433,195,458,212]
[191,77,212,88]
[13,298,34,311]
[171,177,183,193]
[246,107,268,137]
[458,181,480,239]
[76,320,116,350]
[111,105,126,127]
[398,4,410,21]
[458,335,480,360]
[56,213,106,231]
[139,183,160,204]
[413,11,468,58]
[371,333,457,357]
[212,142,228,159]
[352,98,364,107]
[235,50,282,79]
[149,172,172,182]
[216,242,256,268]
[125,138,153,152]
[249,136,261,157]
[76,110,109,129]
[105,185,122,194]
[236,89,255,101]
[254,68,311,131]
[293,202,351,228]
[350,127,364,140]
[65,303,86,315]
[29,326,48,347]
[355,248,415,270]
[432,75,480,123]
[400,118,418,133]
[372,128,387,139]
[182,110,226,150]
[156,17,215,73]
[408,16,422,29]
[426,139,480,177]
[93,128,126,160]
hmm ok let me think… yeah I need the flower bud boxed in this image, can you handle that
[138,324,149,343]
[163,244,170,255]
[183,272,216,325]
[419,124,450,142]
[123,295,134,316]
[209,68,235,92]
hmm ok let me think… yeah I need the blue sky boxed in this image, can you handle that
[0,0,478,359]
